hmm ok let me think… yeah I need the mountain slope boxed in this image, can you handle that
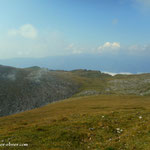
[1,65,150,117]
[0,65,80,117]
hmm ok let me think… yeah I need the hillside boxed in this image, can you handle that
[0,65,79,117]
[1,65,150,117]
[71,70,150,97]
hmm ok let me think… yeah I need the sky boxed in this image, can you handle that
[0,0,150,61]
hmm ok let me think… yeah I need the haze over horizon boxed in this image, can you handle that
[0,0,150,73]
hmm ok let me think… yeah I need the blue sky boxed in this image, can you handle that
[0,0,150,59]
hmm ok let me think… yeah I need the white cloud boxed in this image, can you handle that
[98,42,120,53]
[102,71,117,76]
[66,43,75,50]
[103,71,132,76]
[0,29,71,59]
[128,44,150,53]
[8,24,38,39]
[66,43,83,54]
[72,50,82,54]
[0,28,88,59]
[128,45,140,52]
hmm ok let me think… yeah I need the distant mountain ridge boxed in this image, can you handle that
[0,54,150,73]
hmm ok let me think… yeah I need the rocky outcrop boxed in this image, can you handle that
[107,75,150,95]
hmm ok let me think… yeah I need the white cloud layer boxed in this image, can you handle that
[1,24,150,59]
[128,44,150,54]
[66,43,83,54]
[103,71,132,76]
[8,24,38,39]
[98,42,120,53]
[0,28,70,59]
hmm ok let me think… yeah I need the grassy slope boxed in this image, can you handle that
[1,95,150,150]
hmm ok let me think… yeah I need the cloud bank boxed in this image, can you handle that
[0,23,150,59]
[8,24,38,39]
[98,42,121,53]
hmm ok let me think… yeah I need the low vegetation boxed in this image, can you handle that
[1,95,150,149]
